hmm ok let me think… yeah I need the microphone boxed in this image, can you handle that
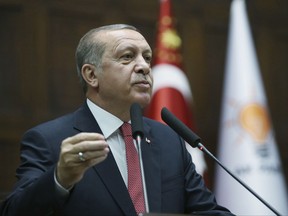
[130,103,144,143]
[161,107,200,148]
[130,103,149,213]
[161,107,281,216]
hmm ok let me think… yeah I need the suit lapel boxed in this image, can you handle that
[73,103,162,213]
[73,103,136,215]
[93,152,136,215]
[141,121,162,212]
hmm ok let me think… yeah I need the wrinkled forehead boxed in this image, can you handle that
[98,29,152,53]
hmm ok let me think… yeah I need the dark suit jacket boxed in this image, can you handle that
[0,102,233,216]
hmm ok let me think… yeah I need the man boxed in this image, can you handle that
[0,24,233,216]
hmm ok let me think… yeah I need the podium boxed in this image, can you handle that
[140,214,200,216]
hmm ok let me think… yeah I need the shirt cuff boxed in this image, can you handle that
[54,169,72,197]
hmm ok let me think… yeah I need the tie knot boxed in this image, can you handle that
[120,122,132,137]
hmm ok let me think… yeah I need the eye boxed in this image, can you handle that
[122,53,133,61]
[144,55,152,64]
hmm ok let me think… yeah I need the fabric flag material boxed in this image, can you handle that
[215,0,288,215]
[145,0,207,176]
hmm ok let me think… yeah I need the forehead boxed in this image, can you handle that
[100,29,152,53]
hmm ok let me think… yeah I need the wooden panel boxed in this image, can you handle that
[0,139,20,200]
[0,5,25,120]
[47,8,102,115]
[0,5,25,201]
[0,0,287,202]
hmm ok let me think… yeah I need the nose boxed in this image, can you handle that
[134,56,151,75]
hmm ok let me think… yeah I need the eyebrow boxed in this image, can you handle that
[114,44,152,55]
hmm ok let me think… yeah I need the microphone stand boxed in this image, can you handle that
[161,107,281,216]
[135,135,149,213]
[130,103,149,213]
[197,142,281,216]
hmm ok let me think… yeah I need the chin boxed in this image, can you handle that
[132,98,151,109]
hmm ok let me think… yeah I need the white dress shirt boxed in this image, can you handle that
[88,99,149,211]
[86,98,128,185]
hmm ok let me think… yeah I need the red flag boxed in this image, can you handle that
[145,0,208,178]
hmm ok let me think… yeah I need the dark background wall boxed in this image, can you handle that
[1,0,287,200]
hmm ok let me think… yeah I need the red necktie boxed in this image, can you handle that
[120,122,145,214]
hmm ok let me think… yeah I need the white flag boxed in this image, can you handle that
[215,0,288,215]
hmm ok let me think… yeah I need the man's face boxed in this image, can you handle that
[96,29,153,110]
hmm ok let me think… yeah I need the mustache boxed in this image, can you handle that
[133,75,153,86]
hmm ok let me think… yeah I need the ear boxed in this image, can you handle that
[81,64,99,88]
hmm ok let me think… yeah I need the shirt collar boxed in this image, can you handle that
[86,99,125,139]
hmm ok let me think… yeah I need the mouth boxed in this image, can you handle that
[133,80,151,88]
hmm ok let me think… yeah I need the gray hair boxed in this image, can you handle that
[75,24,139,92]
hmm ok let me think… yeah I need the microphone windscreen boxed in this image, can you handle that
[130,103,144,139]
[161,107,201,148]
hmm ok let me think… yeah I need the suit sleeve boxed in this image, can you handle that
[0,129,65,216]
